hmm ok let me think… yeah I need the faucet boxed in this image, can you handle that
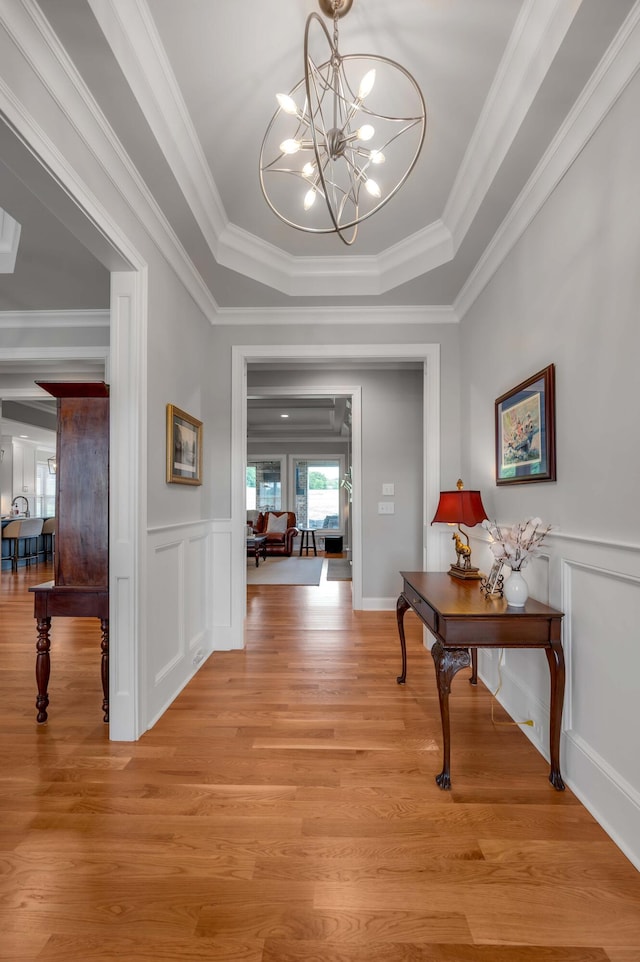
[11,495,30,517]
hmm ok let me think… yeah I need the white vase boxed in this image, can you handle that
[504,568,528,607]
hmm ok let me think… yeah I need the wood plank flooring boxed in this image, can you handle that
[1,561,639,961]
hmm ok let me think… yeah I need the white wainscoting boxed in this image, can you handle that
[144,518,236,730]
[470,529,640,871]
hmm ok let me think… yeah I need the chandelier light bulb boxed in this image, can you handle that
[357,124,375,141]
[369,150,385,164]
[304,188,317,210]
[279,138,301,155]
[358,69,376,100]
[276,93,299,115]
[302,162,315,177]
[365,179,381,198]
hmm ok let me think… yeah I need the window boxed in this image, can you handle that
[35,461,56,517]
[293,458,342,530]
[246,460,282,512]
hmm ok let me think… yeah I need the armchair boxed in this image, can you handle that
[253,511,298,557]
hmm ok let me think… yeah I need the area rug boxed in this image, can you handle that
[246,556,324,586]
[326,559,352,581]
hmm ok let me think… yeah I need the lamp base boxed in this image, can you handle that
[448,563,483,581]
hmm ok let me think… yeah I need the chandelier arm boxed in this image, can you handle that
[304,12,347,239]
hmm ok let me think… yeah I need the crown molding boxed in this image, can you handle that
[455,0,640,320]
[0,207,21,272]
[443,0,581,248]
[0,0,219,321]
[89,0,573,297]
[0,309,110,328]
[213,305,458,327]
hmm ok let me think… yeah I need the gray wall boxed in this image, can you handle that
[458,68,640,867]
[247,365,427,600]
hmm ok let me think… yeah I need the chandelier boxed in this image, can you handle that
[259,0,426,246]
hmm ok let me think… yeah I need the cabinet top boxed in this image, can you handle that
[35,381,109,398]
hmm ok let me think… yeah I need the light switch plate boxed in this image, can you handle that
[378,501,395,514]
[382,483,395,496]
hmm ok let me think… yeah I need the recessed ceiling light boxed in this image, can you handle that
[280,414,289,419]
[19,434,29,438]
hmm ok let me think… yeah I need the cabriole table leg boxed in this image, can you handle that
[545,639,566,790]
[431,640,471,789]
[395,594,410,684]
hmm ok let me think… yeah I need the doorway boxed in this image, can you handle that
[232,343,441,629]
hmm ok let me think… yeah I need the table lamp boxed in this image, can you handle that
[431,479,488,580]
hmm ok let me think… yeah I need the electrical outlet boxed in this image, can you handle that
[378,501,395,514]
[526,713,541,739]
[382,483,395,496]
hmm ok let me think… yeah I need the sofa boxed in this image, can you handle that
[250,511,298,557]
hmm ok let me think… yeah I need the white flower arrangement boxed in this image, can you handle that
[482,517,552,571]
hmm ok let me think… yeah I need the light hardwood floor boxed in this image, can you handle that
[1,560,639,961]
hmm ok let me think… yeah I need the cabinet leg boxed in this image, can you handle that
[35,616,51,723]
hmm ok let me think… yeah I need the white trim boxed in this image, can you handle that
[84,0,577,297]
[108,270,146,741]
[0,3,149,737]
[0,206,21,273]
[564,731,640,872]
[0,0,218,322]
[444,0,581,246]
[231,344,440,640]
[0,309,110,328]
[456,0,640,319]
[0,348,110,399]
[214,305,458,327]
[549,529,640,555]
[0,347,109,362]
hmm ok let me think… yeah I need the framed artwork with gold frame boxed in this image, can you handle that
[166,404,202,485]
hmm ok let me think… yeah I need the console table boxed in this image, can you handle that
[396,571,565,791]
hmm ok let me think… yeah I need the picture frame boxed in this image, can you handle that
[480,560,504,597]
[166,404,202,485]
[495,364,556,485]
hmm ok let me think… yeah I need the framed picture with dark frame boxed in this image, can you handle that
[495,364,556,485]
[166,404,202,485]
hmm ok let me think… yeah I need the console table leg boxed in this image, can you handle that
[395,594,410,683]
[470,648,478,685]
[35,616,51,724]
[431,641,471,790]
[545,639,565,791]
[100,618,109,723]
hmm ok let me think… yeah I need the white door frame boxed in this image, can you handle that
[231,343,441,628]
[0,124,146,742]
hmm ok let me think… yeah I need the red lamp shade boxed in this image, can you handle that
[431,481,488,527]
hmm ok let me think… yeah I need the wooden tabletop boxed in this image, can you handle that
[400,571,563,619]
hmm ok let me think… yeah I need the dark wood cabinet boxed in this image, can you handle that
[30,382,109,723]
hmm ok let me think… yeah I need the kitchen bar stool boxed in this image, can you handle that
[42,517,56,561]
[1,518,44,572]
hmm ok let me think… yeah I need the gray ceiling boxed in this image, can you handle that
[1,0,636,314]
